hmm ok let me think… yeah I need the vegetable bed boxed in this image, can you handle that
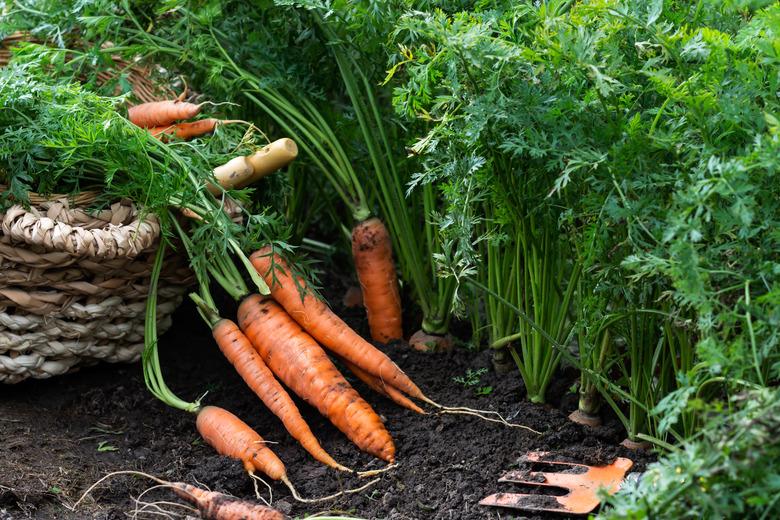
[0,274,653,520]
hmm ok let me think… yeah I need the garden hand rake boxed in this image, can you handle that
[480,451,633,515]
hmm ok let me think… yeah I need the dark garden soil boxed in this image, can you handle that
[0,275,654,520]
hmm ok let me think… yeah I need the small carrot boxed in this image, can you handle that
[250,247,425,401]
[238,295,396,463]
[197,405,381,502]
[337,355,425,415]
[148,118,222,140]
[211,319,350,472]
[196,405,287,481]
[351,217,403,343]
[128,99,203,128]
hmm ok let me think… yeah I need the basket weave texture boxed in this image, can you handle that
[0,34,193,383]
[0,197,193,383]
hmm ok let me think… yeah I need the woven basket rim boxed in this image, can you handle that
[0,185,100,206]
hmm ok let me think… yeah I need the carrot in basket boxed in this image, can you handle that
[128,99,203,128]
[212,318,350,472]
[352,217,403,343]
[148,118,224,141]
[249,247,424,401]
[237,295,396,463]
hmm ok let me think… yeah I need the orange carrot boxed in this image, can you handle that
[237,295,396,463]
[148,118,221,140]
[212,319,349,472]
[250,247,425,401]
[196,405,287,481]
[72,471,285,520]
[337,355,425,415]
[352,218,403,343]
[128,99,202,128]
[171,483,286,520]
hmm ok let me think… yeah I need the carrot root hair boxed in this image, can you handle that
[421,397,542,435]
[281,476,380,504]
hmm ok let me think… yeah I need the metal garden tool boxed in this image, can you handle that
[479,451,634,515]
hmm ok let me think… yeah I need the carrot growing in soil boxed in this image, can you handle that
[202,309,350,472]
[352,217,403,343]
[238,295,396,463]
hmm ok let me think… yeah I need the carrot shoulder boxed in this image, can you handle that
[250,247,424,401]
[212,319,348,471]
[128,99,202,128]
[352,217,403,343]
[196,405,286,481]
[238,295,395,463]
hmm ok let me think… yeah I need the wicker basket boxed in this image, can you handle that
[0,195,193,383]
[0,35,193,383]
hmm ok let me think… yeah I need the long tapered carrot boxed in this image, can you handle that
[337,355,425,415]
[212,319,350,472]
[196,405,287,481]
[351,218,403,343]
[128,99,202,127]
[148,118,222,140]
[249,247,425,401]
[237,295,396,463]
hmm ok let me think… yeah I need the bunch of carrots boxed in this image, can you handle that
[128,94,532,509]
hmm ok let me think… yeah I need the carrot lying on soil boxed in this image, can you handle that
[196,405,287,481]
[72,470,286,520]
[128,99,202,127]
[351,217,403,343]
[238,295,396,463]
[249,247,424,401]
[250,248,544,434]
[211,319,350,472]
[337,355,425,415]
[148,118,222,140]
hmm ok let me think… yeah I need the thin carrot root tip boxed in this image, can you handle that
[433,406,543,435]
[357,463,399,478]
[351,218,403,343]
[409,330,453,353]
[282,476,381,503]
